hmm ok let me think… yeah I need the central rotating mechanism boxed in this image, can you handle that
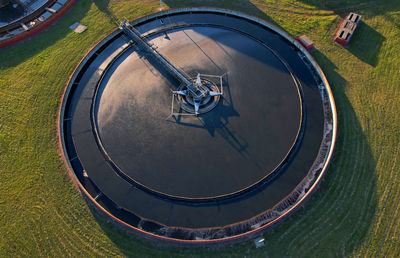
[173,73,223,115]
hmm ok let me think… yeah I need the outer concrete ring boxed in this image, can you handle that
[57,7,337,245]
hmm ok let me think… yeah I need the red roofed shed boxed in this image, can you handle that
[297,35,314,50]
[334,12,361,45]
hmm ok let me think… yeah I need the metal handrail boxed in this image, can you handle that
[120,21,193,86]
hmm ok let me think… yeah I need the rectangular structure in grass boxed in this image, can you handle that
[334,12,361,46]
[297,35,314,50]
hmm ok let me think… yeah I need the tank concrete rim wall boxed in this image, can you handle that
[58,7,337,245]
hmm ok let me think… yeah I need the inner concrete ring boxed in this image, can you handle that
[90,25,305,203]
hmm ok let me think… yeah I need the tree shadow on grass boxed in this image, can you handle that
[297,0,387,15]
[163,0,280,27]
[93,0,119,25]
[0,0,91,69]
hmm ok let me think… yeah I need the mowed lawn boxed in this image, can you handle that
[0,0,399,256]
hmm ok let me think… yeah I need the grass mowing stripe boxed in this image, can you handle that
[51,211,96,255]
[342,155,376,255]
[23,217,43,256]
[389,215,400,256]
[301,116,365,254]
[381,191,400,257]
[375,146,400,256]
[279,100,357,254]
[277,99,352,250]
[375,147,399,225]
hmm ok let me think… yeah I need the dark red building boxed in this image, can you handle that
[297,35,314,50]
[334,12,362,45]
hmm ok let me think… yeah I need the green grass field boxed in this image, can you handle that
[1,0,399,256]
